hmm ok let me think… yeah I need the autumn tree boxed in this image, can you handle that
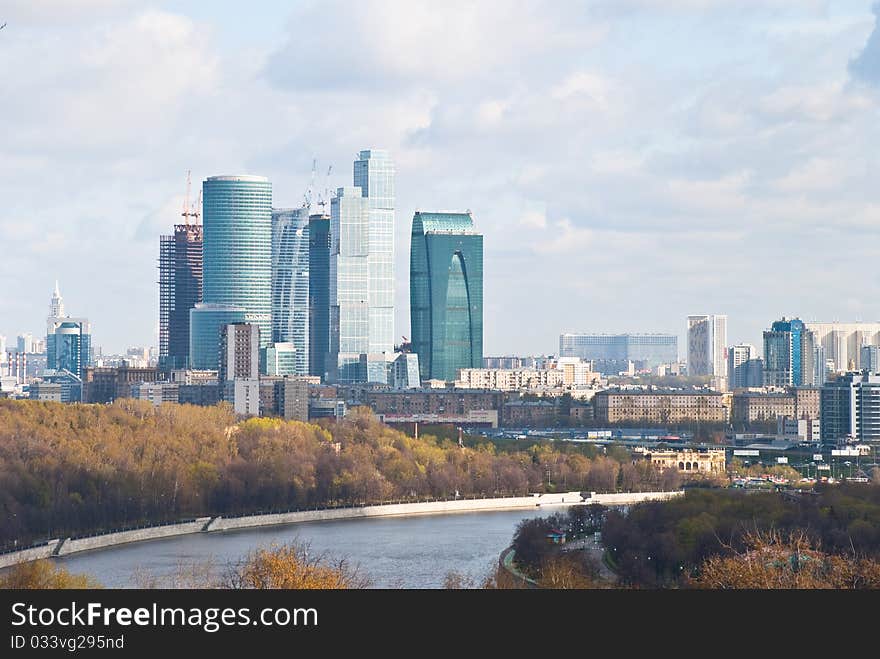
[223,543,369,589]
[0,560,101,589]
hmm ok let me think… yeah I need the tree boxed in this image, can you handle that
[0,560,101,589]
[222,542,369,589]
[689,530,880,589]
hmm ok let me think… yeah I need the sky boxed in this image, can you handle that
[2,0,880,356]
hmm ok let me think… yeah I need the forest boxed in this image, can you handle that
[0,399,681,547]
[600,485,880,587]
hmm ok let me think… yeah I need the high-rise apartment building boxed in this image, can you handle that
[271,207,309,375]
[763,317,815,387]
[159,223,203,369]
[820,372,880,447]
[308,212,331,380]
[687,315,727,379]
[190,176,272,369]
[804,321,880,373]
[219,322,260,416]
[353,149,395,355]
[410,211,483,382]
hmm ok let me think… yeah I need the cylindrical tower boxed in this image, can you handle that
[201,175,273,348]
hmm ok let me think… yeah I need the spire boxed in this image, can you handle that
[50,280,65,318]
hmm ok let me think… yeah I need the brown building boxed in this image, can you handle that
[501,401,557,427]
[731,387,820,426]
[340,386,504,419]
[82,366,160,403]
[593,389,726,424]
[795,387,821,420]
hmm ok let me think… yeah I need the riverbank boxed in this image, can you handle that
[0,490,683,569]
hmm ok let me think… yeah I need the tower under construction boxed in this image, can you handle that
[159,173,203,370]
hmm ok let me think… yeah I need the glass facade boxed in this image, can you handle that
[354,149,395,355]
[159,224,203,370]
[46,319,91,379]
[559,334,677,371]
[271,207,309,376]
[198,175,273,366]
[763,318,814,387]
[264,342,299,376]
[308,213,331,379]
[410,211,483,382]
[189,303,248,370]
[329,187,369,383]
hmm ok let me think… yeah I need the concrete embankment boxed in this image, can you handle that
[0,490,684,567]
[204,492,587,532]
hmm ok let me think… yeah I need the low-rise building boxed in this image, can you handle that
[132,381,180,407]
[642,448,726,475]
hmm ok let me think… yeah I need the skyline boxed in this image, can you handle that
[3,2,880,355]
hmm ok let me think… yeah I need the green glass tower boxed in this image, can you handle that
[190,175,272,369]
[409,211,483,382]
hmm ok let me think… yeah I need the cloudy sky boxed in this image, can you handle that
[2,0,880,356]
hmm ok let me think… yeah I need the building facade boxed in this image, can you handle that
[271,207,309,375]
[804,322,880,373]
[308,212,331,380]
[353,149,395,355]
[728,344,763,389]
[159,223,203,370]
[191,175,272,369]
[763,318,815,387]
[410,211,483,382]
[559,333,677,373]
[820,373,880,447]
[687,315,727,379]
[643,448,726,475]
[593,389,727,424]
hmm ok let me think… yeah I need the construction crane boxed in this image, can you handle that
[181,170,200,224]
[0,23,7,31]
[316,164,333,212]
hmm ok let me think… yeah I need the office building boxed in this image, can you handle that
[821,372,880,447]
[190,175,272,369]
[308,212,331,379]
[263,342,299,376]
[353,149,395,355]
[271,207,309,375]
[763,318,815,387]
[410,211,483,382]
[728,344,763,389]
[159,223,203,370]
[687,315,727,379]
[328,186,370,382]
[82,366,160,403]
[46,282,91,379]
[559,333,677,373]
[132,381,180,407]
[860,345,880,373]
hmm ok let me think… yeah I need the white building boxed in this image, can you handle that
[687,315,728,381]
[805,321,880,373]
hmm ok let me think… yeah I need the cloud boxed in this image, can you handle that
[850,2,880,85]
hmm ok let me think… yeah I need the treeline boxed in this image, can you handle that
[0,400,681,547]
[601,485,880,587]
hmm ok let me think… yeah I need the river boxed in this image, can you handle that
[53,508,561,588]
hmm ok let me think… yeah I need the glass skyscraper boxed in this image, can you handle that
[45,283,91,380]
[159,223,202,370]
[190,175,272,369]
[329,187,370,382]
[763,317,815,387]
[271,207,309,376]
[353,149,395,354]
[308,212,331,379]
[410,211,483,382]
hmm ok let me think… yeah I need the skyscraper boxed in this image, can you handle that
[559,333,678,373]
[687,315,727,380]
[190,175,272,369]
[821,372,880,447]
[45,283,91,380]
[271,207,309,375]
[353,149,395,354]
[328,186,370,382]
[410,211,483,382]
[308,212,331,380]
[763,317,815,387]
[159,223,203,369]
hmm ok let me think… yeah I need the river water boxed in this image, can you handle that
[53,508,561,589]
